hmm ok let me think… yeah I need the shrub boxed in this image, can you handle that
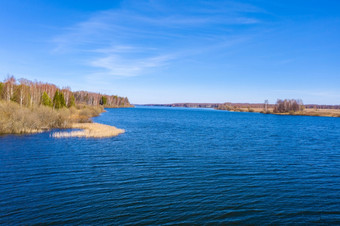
[273,99,304,113]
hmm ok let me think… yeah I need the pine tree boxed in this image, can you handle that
[100,96,107,105]
[53,90,66,109]
[68,94,75,108]
[41,92,52,107]
[53,90,60,109]
[60,92,66,107]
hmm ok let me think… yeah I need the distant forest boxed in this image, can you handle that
[146,102,340,110]
[0,76,132,108]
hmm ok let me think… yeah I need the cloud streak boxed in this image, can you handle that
[90,54,174,77]
[52,0,264,77]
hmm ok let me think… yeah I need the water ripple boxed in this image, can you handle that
[1,107,339,224]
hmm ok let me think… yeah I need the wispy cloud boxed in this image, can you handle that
[52,0,264,77]
[90,54,173,77]
[92,45,142,54]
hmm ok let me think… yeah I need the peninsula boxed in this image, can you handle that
[0,76,133,136]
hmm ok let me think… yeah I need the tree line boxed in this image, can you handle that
[304,104,340,110]
[0,75,132,109]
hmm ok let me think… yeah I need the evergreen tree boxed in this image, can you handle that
[68,94,75,108]
[41,92,52,107]
[60,92,66,107]
[53,90,60,109]
[100,96,107,105]
[53,90,66,109]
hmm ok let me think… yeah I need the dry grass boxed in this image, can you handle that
[301,108,340,117]
[0,101,69,134]
[0,101,106,134]
[0,100,123,137]
[70,105,105,123]
[220,106,340,117]
[264,108,340,117]
[52,123,124,138]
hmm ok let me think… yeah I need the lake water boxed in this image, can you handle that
[1,106,340,224]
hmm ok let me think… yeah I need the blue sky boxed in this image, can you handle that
[0,0,339,104]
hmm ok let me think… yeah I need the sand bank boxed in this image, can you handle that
[52,123,125,138]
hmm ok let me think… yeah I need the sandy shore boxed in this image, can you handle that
[52,123,125,138]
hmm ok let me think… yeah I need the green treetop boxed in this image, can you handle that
[68,94,75,108]
[53,90,66,109]
[41,92,52,107]
[100,96,107,105]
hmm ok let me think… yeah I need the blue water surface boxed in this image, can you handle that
[1,106,340,224]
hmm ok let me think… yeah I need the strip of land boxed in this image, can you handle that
[143,102,340,117]
[219,107,340,117]
[52,123,125,138]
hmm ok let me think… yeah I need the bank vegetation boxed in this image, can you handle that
[216,99,340,117]
[0,76,131,135]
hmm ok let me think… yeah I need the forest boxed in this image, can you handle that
[0,76,132,108]
[0,76,133,134]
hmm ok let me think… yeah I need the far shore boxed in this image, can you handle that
[141,104,340,118]
[217,107,340,118]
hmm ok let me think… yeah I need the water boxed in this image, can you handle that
[1,106,340,224]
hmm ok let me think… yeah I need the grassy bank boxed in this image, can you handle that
[216,99,340,117]
[0,101,104,134]
[271,108,340,117]
[216,106,340,117]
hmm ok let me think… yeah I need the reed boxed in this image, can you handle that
[52,123,125,138]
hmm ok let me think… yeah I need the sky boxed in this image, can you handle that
[0,0,339,105]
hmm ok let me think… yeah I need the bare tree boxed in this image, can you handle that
[2,76,133,108]
[3,75,16,101]
[274,99,304,113]
[264,100,269,112]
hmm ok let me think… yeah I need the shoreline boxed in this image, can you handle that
[215,108,340,118]
[0,100,127,136]
[140,105,340,118]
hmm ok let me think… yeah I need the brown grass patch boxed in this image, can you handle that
[0,101,106,134]
[52,123,125,138]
